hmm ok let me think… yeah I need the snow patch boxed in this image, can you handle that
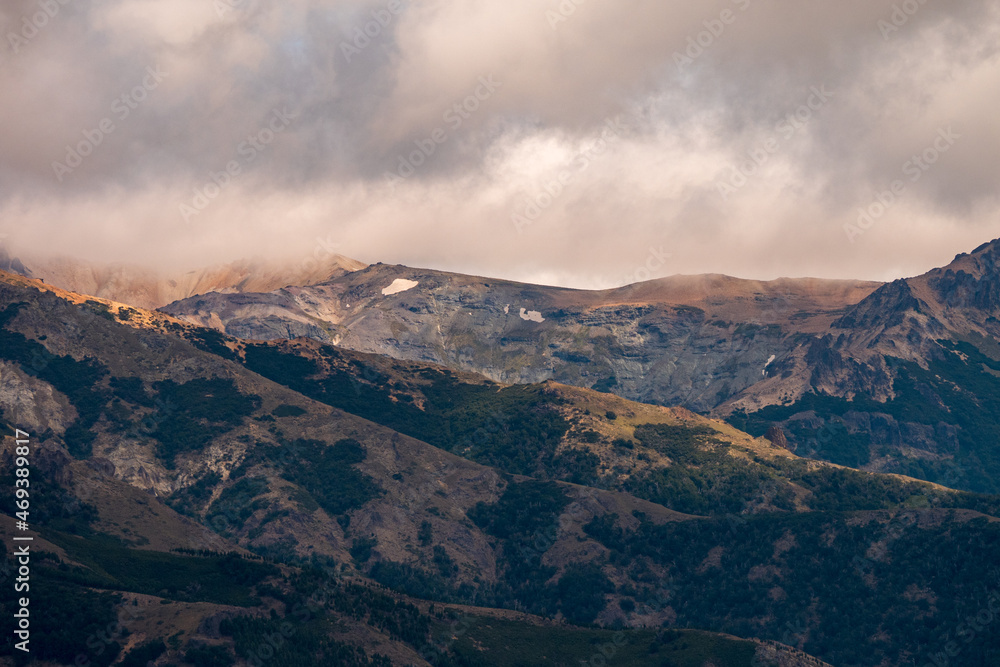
[519,308,545,323]
[504,304,510,314]
[762,354,776,376]
[382,279,419,296]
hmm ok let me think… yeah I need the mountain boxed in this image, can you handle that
[3,268,1000,666]
[153,239,1000,493]
[1,270,792,666]
[159,263,878,411]
[734,238,1000,405]
[729,239,1000,491]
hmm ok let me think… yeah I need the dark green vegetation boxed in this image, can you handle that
[115,306,137,322]
[0,301,260,466]
[45,531,278,606]
[120,640,168,667]
[220,567,438,666]
[183,644,237,667]
[206,476,272,535]
[248,435,384,517]
[444,620,757,667]
[148,377,260,467]
[367,560,467,607]
[729,341,1000,493]
[242,343,572,477]
[584,509,1000,666]
[358,481,614,624]
[236,338,1000,520]
[1,541,123,666]
[626,423,1000,517]
[171,322,238,360]
[9,279,1000,666]
[167,470,223,516]
[468,481,612,625]
[622,424,797,515]
[167,435,385,561]
[222,613,389,666]
[351,536,378,564]
[1,517,771,667]
[0,465,99,534]
[0,302,111,457]
[83,299,115,321]
[237,344,767,515]
[3,461,274,615]
[272,403,307,417]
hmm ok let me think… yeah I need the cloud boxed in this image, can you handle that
[1,0,999,287]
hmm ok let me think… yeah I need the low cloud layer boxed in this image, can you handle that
[2,0,999,287]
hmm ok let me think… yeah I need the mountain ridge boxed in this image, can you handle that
[151,237,1000,493]
[2,267,1000,665]
[12,238,1000,494]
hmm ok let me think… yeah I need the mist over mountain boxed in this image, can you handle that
[3,251,366,311]
[5,236,1000,665]
[5,2,1000,665]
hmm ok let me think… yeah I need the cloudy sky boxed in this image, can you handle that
[1,0,999,288]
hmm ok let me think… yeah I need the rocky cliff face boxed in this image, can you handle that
[161,263,880,414]
[731,239,1000,491]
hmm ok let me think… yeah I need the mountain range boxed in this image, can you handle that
[3,240,1000,666]
[32,236,994,493]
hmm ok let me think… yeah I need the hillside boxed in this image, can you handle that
[151,239,1000,494]
[2,270,1000,665]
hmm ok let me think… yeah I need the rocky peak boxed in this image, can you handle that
[923,238,1000,313]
